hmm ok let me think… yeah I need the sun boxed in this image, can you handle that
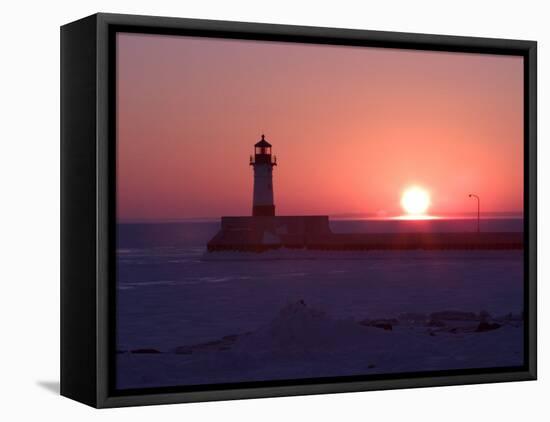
[401,186,431,216]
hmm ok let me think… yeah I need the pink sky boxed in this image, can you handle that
[116,33,523,221]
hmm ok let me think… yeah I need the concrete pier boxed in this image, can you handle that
[206,216,523,252]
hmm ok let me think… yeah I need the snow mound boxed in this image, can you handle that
[232,300,383,356]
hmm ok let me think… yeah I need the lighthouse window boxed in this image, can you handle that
[256,147,271,155]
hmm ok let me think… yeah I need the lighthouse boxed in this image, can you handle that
[250,134,277,216]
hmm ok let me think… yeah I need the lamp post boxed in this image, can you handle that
[468,194,480,233]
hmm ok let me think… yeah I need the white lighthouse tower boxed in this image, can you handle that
[250,134,277,216]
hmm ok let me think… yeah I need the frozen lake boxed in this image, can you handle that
[116,220,524,389]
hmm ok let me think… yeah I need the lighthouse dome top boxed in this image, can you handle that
[255,134,272,148]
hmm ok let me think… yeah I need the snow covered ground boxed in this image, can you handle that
[117,301,523,389]
[116,221,524,389]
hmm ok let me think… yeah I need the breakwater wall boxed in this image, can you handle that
[206,216,523,252]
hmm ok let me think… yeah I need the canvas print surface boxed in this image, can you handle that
[115,33,524,390]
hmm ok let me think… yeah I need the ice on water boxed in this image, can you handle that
[116,220,524,389]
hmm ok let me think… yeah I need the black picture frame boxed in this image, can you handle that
[60,12,537,408]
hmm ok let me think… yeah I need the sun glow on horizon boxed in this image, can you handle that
[392,214,439,221]
[401,186,431,216]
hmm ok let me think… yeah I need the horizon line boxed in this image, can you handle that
[117,211,524,224]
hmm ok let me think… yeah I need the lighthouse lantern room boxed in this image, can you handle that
[250,134,277,216]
